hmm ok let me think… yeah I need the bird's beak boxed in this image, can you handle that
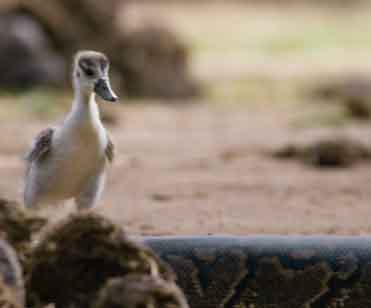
[94,78,118,102]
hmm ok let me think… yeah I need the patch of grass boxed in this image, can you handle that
[206,76,300,104]
[179,4,371,105]
[256,28,371,54]
[17,88,69,118]
[187,8,371,56]
[290,102,350,128]
[0,89,70,120]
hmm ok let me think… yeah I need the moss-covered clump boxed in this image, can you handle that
[273,137,371,168]
[310,77,371,101]
[95,274,189,308]
[0,198,46,261]
[26,213,174,308]
[119,25,199,98]
[0,239,24,307]
[309,77,371,120]
[345,96,371,120]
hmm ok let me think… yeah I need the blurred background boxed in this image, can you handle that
[1,0,371,235]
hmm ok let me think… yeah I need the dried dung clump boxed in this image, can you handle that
[95,274,189,308]
[0,239,24,307]
[26,213,174,308]
[311,77,371,101]
[310,77,371,120]
[273,137,371,168]
[0,198,46,257]
[119,25,199,98]
[344,96,371,119]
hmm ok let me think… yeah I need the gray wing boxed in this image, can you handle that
[25,128,54,163]
[105,134,115,163]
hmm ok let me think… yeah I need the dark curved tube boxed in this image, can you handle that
[144,236,371,308]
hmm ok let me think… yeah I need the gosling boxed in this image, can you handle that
[24,50,118,210]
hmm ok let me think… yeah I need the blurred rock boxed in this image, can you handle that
[27,213,174,308]
[0,11,65,89]
[95,274,189,308]
[0,239,24,308]
[273,137,371,168]
[0,0,199,98]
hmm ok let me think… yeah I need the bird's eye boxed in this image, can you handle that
[85,68,95,77]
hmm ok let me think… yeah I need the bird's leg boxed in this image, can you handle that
[75,172,106,210]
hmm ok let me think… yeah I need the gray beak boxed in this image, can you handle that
[94,78,118,102]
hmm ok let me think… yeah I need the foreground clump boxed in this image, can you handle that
[273,137,371,168]
[27,213,174,308]
[0,198,46,258]
[95,274,189,308]
[0,239,24,308]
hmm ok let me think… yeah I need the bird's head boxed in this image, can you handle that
[73,50,118,102]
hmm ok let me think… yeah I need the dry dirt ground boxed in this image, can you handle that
[1,101,371,236]
[2,2,371,235]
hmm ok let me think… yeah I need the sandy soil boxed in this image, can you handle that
[2,101,371,236]
[2,2,371,236]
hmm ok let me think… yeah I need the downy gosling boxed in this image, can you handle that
[24,50,118,210]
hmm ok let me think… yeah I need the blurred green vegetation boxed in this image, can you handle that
[191,25,371,55]
[290,102,351,128]
[17,89,69,118]
[170,3,371,106]
[206,77,299,104]
[0,89,69,120]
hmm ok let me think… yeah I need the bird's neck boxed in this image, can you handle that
[69,86,102,130]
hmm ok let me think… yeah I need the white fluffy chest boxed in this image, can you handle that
[54,123,107,170]
[45,120,108,197]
